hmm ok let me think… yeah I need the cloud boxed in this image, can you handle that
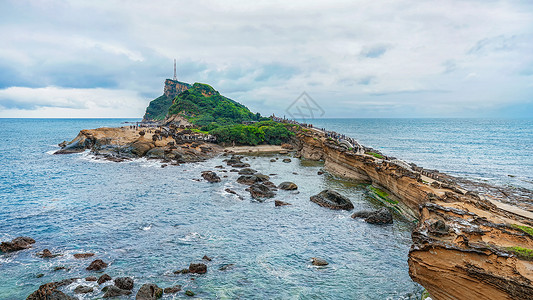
[0,86,147,117]
[0,0,532,118]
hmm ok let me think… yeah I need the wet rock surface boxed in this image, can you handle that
[103,285,131,298]
[310,190,354,210]
[97,274,112,284]
[189,263,207,274]
[275,200,292,206]
[278,181,298,190]
[136,283,163,300]
[86,259,108,271]
[201,171,221,183]
[351,208,393,224]
[247,183,275,200]
[0,236,35,252]
[114,277,134,290]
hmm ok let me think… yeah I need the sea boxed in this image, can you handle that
[0,118,531,299]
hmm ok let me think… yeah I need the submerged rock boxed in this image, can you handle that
[163,285,182,294]
[37,249,60,258]
[282,158,291,163]
[97,274,112,284]
[351,208,393,224]
[219,263,235,271]
[85,276,97,282]
[311,257,329,266]
[189,263,207,274]
[275,200,292,206]
[248,183,275,200]
[86,259,108,271]
[185,290,195,297]
[103,285,131,298]
[238,168,257,175]
[202,255,212,261]
[0,236,35,253]
[237,175,268,185]
[278,182,298,190]
[201,171,221,183]
[27,282,76,300]
[310,190,354,210]
[73,253,95,259]
[74,285,93,294]
[136,283,163,300]
[114,277,134,290]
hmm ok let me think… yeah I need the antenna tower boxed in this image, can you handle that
[173,59,177,80]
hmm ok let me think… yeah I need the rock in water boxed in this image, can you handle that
[86,259,108,271]
[311,257,329,266]
[0,236,35,252]
[103,285,131,298]
[163,285,182,294]
[201,171,221,183]
[85,276,97,281]
[136,283,163,300]
[73,252,95,259]
[37,249,57,258]
[278,182,298,190]
[189,263,207,274]
[114,277,134,290]
[275,200,292,206]
[282,158,291,163]
[27,282,76,300]
[310,190,354,210]
[351,208,393,224]
[238,168,256,175]
[97,273,112,284]
[74,285,93,294]
[202,255,212,261]
[248,183,275,200]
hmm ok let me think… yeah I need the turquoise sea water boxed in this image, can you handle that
[0,118,531,299]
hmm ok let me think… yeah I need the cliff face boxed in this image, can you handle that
[291,127,533,300]
[164,79,191,99]
[143,79,191,121]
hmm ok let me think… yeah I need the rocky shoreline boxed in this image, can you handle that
[5,122,531,299]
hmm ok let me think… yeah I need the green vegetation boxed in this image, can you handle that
[366,151,384,159]
[506,246,533,260]
[168,83,259,128]
[143,94,173,121]
[210,121,294,146]
[369,186,398,205]
[511,224,533,236]
[420,290,431,300]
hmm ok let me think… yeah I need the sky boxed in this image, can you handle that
[0,0,532,118]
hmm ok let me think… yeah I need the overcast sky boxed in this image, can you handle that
[1,0,532,118]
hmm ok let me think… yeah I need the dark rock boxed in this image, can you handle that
[278,182,298,190]
[86,259,108,271]
[201,171,221,183]
[189,263,207,274]
[0,236,35,252]
[231,162,250,168]
[214,165,224,169]
[311,257,328,266]
[135,283,163,300]
[85,276,97,282]
[236,175,267,185]
[275,200,292,207]
[173,268,189,274]
[202,255,212,261]
[163,285,182,294]
[238,168,256,175]
[351,208,393,224]
[27,282,76,300]
[54,266,68,271]
[114,277,134,290]
[97,274,112,284]
[103,285,131,298]
[37,249,59,258]
[36,273,44,278]
[248,183,275,200]
[74,285,93,294]
[185,290,195,297]
[310,190,354,210]
[282,158,291,163]
[317,171,324,175]
[270,159,276,162]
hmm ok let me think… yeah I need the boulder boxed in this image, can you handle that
[37,249,59,258]
[282,158,291,163]
[73,253,94,259]
[136,283,163,300]
[103,285,131,298]
[86,259,108,271]
[27,282,76,300]
[74,285,93,294]
[85,276,97,282]
[189,263,207,274]
[310,190,354,210]
[114,277,134,290]
[0,236,35,252]
[311,257,329,266]
[201,171,221,183]
[351,208,393,224]
[185,290,195,297]
[163,285,182,294]
[238,168,257,175]
[145,148,166,159]
[278,182,298,190]
[97,274,112,284]
[248,183,275,200]
[275,200,292,207]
